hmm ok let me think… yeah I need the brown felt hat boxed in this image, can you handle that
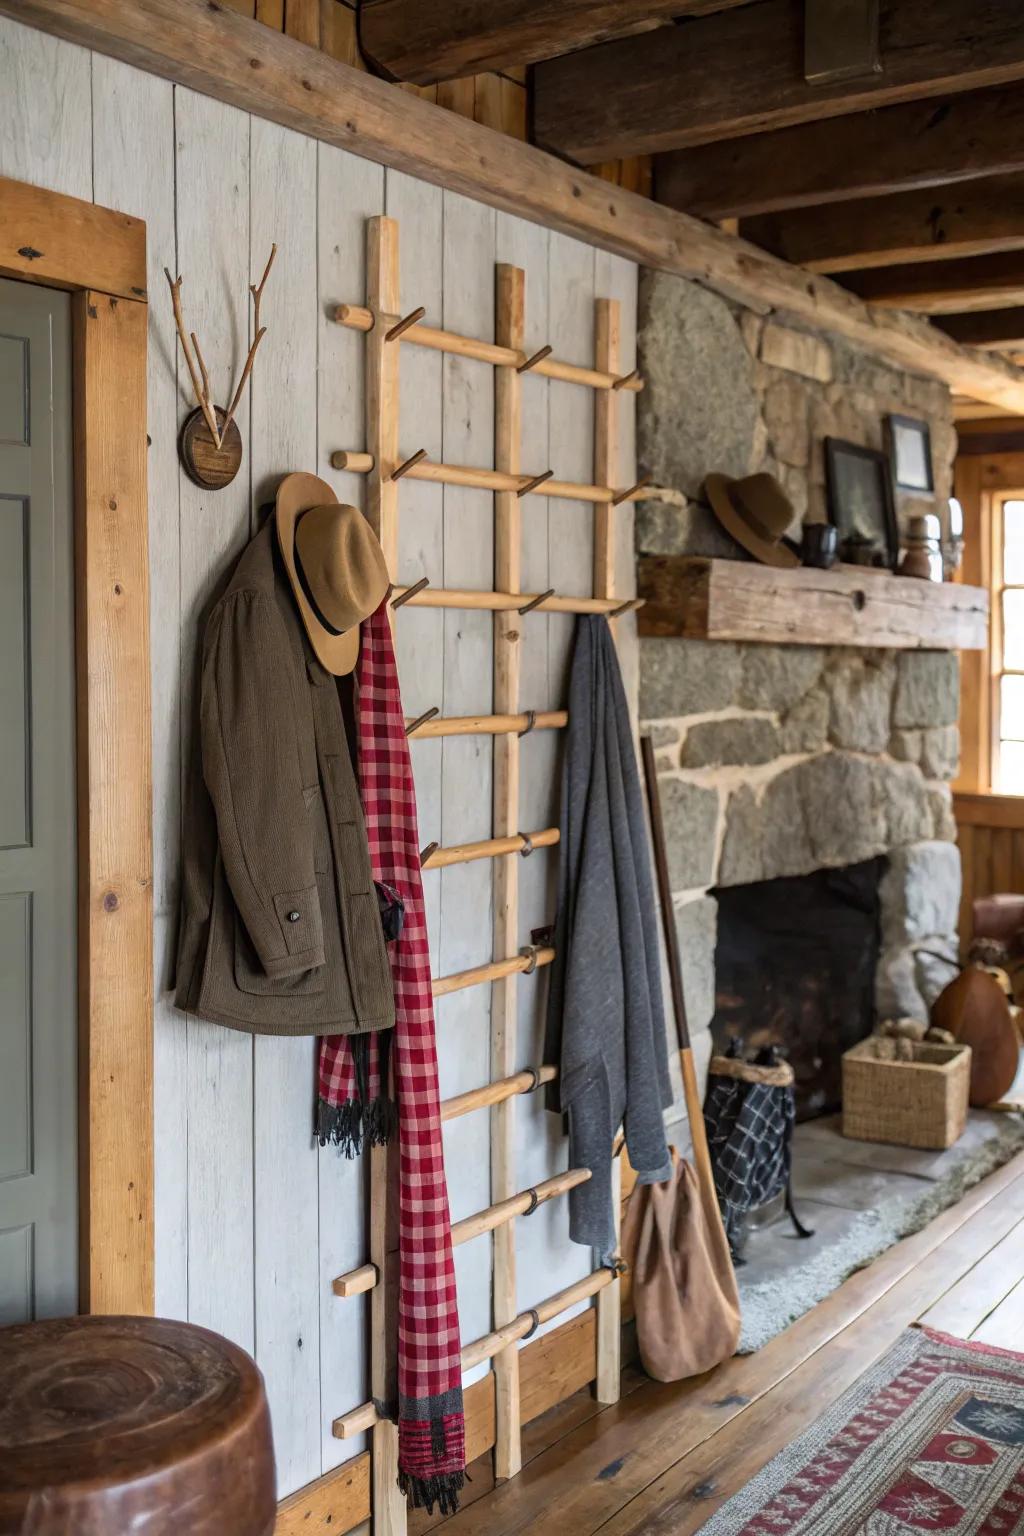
[704,472,801,569]
[276,472,390,676]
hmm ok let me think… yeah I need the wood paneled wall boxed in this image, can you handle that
[954,793,1024,944]
[0,11,639,1503]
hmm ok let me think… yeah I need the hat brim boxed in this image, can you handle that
[705,474,800,569]
[276,473,361,676]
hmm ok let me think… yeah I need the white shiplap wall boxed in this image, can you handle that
[0,13,638,1499]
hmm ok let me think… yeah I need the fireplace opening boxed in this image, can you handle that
[711,857,885,1120]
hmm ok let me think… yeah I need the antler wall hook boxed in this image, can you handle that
[165,244,277,489]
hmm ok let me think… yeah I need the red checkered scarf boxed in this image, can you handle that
[317,600,465,1515]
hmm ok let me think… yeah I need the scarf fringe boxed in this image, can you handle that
[397,1469,466,1517]
[316,1095,396,1157]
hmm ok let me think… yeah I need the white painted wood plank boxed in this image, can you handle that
[517,229,598,1334]
[89,54,187,1321]
[174,86,255,1356]
[386,168,445,974]
[316,141,384,1477]
[318,145,383,507]
[247,114,322,1501]
[0,16,92,197]
[492,214,568,1337]
[436,189,496,1385]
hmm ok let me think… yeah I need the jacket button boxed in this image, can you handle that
[287,910,301,922]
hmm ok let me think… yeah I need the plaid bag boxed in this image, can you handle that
[703,1040,802,1261]
[317,601,465,1514]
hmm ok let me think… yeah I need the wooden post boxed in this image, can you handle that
[593,296,622,1406]
[490,262,525,1482]
[365,214,407,1536]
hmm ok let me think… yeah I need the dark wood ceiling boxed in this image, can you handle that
[360,0,1024,369]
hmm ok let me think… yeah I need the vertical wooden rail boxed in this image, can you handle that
[490,263,526,1481]
[592,297,622,1405]
[366,214,407,1536]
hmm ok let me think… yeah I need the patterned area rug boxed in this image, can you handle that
[699,1327,1024,1534]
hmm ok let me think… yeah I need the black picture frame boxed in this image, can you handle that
[886,412,934,493]
[824,438,899,571]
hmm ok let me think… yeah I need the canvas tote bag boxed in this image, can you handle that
[622,1147,740,1382]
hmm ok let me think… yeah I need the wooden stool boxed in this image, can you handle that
[0,1314,276,1535]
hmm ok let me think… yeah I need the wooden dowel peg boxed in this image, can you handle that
[330,1166,589,1303]
[608,596,644,618]
[518,588,555,615]
[330,449,374,472]
[612,368,640,391]
[385,305,426,341]
[441,1064,557,1122]
[399,709,567,739]
[517,469,553,498]
[332,1263,378,1299]
[392,574,430,608]
[421,827,559,870]
[387,584,631,616]
[391,448,428,481]
[517,344,553,374]
[432,947,555,999]
[419,840,439,866]
[405,704,439,736]
[612,473,653,506]
[332,1265,614,1436]
[334,304,643,391]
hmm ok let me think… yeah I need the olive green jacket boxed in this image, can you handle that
[174,522,396,1037]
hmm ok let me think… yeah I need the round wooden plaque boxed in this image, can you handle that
[179,405,243,490]
[0,1314,276,1535]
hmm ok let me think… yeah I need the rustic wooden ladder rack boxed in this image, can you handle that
[333,214,642,1536]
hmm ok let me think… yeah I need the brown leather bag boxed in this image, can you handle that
[622,1148,740,1382]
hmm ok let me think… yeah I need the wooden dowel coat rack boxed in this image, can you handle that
[343,215,642,1536]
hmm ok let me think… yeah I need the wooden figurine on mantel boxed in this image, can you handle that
[164,245,276,490]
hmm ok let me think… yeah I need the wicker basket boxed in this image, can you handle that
[842,1039,971,1150]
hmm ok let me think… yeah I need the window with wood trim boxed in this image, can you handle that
[993,493,1024,793]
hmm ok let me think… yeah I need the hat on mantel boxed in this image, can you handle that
[704,472,801,569]
[275,472,390,676]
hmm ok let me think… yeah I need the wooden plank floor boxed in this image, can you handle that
[418,1149,1024,1536]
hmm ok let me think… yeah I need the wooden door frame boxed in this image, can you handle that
[1,174,153,1314]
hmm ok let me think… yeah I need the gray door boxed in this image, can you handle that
[0,276,77,1323]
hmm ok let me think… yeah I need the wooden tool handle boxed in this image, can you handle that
[640,735,716,1179]
[641,735,691,1052]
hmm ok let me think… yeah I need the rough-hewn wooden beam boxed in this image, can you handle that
[744,173,1024,274]
[934,309,1024,351]
[358,0,750,86]
[8,0,1024,413]
[839,254,1024,314]
[533,0,1024,164]
[656,85,1024,221]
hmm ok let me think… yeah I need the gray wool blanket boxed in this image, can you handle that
[544,616,673,1259]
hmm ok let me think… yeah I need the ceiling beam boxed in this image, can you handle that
[839,254,1024,314]
[742,174,1024,274]
[655,84,1024,221]
[358,0,751,87]
[8,0,1024,415]
[533,0,1024,164]
[934,309,1024,351]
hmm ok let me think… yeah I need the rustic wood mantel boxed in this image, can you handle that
[637,555,989,650]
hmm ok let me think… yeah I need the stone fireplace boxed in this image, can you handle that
[633,265,963,1128]
[641,636,963,1118]
[713,857,884,1120]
